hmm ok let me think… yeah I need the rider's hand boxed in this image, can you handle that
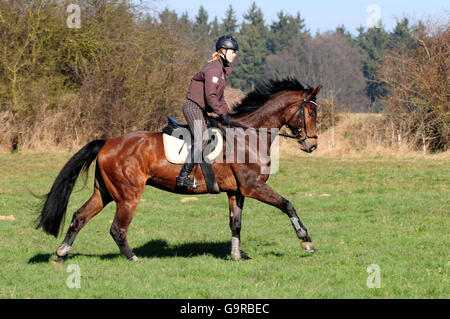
[221,114,231,125]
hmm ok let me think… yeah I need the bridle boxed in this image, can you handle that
[224,91,319,144]
[282,91,319,143]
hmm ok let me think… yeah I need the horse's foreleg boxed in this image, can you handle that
[240,182,315,253]
[227,192,251,260]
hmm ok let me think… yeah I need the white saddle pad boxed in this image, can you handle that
[163,128,223,164]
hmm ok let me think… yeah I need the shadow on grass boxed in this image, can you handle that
[28,239,230,264]
[134,239,230,259]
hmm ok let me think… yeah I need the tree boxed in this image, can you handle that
[221,4,238,36]
[379,20,449,152]
[335,24,357,47]
[356,24,391,112]
[267,11,308,54]
[209,16,220,39]
[158,8,178,26]
[194,5,210,39]
[263,31,369,112]
[389,18,417,53]
[231,2,268,91]
[178,11,192,28]
[0,0,204,151]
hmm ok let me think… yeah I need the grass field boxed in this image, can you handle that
[0,151,448,298]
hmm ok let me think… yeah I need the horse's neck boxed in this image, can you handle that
[235,91,299,129]
[228,92,300,160]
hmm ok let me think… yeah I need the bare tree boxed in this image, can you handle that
[263,31,369,112]
[379,20,449,152]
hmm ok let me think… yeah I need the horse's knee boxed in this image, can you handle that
[230,211,242,228]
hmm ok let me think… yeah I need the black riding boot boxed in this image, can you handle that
[176,144,200,188]
[176,161,197,187]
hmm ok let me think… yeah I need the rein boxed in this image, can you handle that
[227,92,318,143]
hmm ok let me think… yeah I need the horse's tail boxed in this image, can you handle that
[35,139,106,237]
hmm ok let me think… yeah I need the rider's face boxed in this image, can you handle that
[224,49,237,63]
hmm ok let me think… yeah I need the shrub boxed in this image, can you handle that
[379,20,449,152]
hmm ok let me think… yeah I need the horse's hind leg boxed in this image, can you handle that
[53,172,112,263]
[110,200,140,261]
[53,187,110,263]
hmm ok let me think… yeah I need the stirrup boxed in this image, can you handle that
[176,175,199,188]
[176,163,199,188]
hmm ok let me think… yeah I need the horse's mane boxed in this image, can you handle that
[231,77,313,116]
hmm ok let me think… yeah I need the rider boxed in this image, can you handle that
[176,35,239,188]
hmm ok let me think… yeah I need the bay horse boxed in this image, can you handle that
[35,78,321,263]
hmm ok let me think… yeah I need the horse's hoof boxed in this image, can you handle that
[240,250,252,260]
[231,250,252,260]
[301,242,315,253]
[129,255,140,262]
[231,251,241,260]
[56,243,72,257]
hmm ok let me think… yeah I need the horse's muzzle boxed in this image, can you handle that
[299,140,317,153]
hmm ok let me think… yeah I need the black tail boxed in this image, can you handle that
[35,139,106,237]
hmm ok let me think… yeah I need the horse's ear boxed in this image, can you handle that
[308,86,321,99]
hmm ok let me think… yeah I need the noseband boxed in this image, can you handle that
[282,92,318,143]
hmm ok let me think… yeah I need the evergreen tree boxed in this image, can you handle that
[232,2,268,91]
[158,8,179,27]
[335,24,357,47]
[267,11,308,54]
[210,16,221,39]
[357,24,390,111]
[389,18,416,52]
[179,11,190,27]
[221,4,238,36]
[194,5,210,39]
[177,11,194,34]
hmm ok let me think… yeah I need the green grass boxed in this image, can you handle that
[0,152,448,298]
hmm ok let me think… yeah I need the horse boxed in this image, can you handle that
[35,77,321,263]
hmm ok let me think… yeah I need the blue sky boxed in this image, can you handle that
[152,0,449,34]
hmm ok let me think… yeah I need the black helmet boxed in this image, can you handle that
[216,35,239,52]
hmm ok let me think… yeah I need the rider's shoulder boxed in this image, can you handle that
[204,59,221,70]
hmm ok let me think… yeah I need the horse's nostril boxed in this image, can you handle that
[309,145,317,152]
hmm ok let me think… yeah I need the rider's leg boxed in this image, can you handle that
[176,99,208,188]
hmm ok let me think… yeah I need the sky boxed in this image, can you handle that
[150,0,449,34]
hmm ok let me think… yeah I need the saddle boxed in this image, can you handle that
[162,115,223,194]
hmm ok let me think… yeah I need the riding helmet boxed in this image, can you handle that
[216,35,239,52]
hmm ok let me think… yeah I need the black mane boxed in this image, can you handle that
[231,77,313,116]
